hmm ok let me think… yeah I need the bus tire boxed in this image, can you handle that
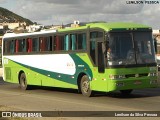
[80,75,93,97]
[120,89,133,96]
[19,72,30,90]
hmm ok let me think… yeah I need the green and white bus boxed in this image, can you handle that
[2,22,158,97]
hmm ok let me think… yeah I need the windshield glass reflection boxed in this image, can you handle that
[106,32,156,66]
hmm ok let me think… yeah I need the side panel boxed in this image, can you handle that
[3,53,158,92]
[2,53,93,89]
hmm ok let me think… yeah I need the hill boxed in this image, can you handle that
[0,7,33,25]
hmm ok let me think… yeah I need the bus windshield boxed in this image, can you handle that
[106,32,156,66]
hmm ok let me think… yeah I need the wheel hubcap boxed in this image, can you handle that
[82,81,89,93]
[21,76,26,87]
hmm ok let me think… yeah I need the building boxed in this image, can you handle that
[153,30,160,54]
[0,22,27,30]
[26,24,44,32]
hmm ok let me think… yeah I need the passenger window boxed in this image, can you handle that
[10,40,15,54]
[15,40,19,53]
[54,36,59,50]
[54,35,68,51]
[5,41,10,53]
[70,34,77,50]
[27,38,32,52]
[16,39,26,53]
[32,38,39,52]
[70,33,86,51]
[40,36,52,51]
[3,41,7,53]
[64,35,69,51]
[78,33,86,50]
[58,36,64,50]
[22,39,26,52]
[48,36,53,51]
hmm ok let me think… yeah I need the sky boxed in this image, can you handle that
[0,0,160,29]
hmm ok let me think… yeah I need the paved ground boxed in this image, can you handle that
[0,68,2,77]
[0,68,160,120]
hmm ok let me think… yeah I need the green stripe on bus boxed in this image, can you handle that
[6,54,93,85]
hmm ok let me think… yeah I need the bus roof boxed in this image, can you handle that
[58,22,151,32]
[3,22,152,39]
[3,29,57,39]
[87,22,151,31]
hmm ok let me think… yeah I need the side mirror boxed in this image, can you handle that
[154,38,157,54]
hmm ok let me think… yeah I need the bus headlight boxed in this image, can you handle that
[148,73,157,77]
[109,75,126,80]
[150,80,157,84]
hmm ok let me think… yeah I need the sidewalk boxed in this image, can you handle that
[0,67,3,77]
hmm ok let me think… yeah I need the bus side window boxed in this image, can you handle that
[45,36,52,51]
[54,36,60,50]
[32,38,39,52]
[4,40,9,54]
[3,41,6,54]
[64,35,69,51]
[54,35,69,51]
[56,35,64,50]
[59,36,64,50]
[90,32,96,64]
[22,39,26,52]
[49,36,53,51]
[18,39,26,53]
[70,34,77,50]
[7,41,10,53]
[10,40,15,54]
[82,33,86,50]
[78,33,86,50]
[27,38,32,52]
[40,36,52,51]
[15,39,19,53]
[45,36,51,51]
[40,37,45,51]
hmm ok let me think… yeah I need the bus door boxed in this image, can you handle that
[97,41,105,73]
[90,31,105,73]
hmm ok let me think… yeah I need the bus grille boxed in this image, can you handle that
[125,73,148,78]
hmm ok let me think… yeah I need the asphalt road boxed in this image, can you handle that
[0,68,160,120]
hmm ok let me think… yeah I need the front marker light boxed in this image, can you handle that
[150,80,157,84]
[148,73,157,77]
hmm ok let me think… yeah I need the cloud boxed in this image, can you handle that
[1,0,159,28]
[0,0,6,4]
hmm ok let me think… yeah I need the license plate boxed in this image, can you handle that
[134,80,142,85]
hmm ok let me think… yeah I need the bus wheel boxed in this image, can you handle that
[120,89,133,96]
[19,72,28,90]
[80,75,93,97]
